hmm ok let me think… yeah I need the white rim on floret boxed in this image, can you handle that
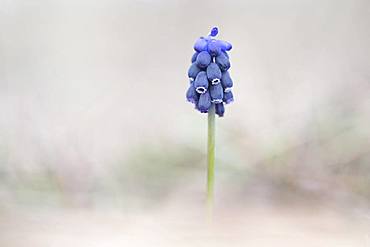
[211,78,220,85]
[212,99,222,103]
[196,87,207,94]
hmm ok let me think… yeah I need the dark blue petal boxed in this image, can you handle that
[186,82,199,104]
[194,38,208,52]
[187,63,201,81]
[219,40,232,51]
[191,52,199,63]
[215,103,225,117]
[207,39,221,57]
[215,52,230,71]
[223,91,234,104]
[193,71,209,94]
[196,51,212,69]
[221,71,233,91]
[210,27,218,37]
[198,91,212,113]
[209,83,224,103]
[206,63,222,84]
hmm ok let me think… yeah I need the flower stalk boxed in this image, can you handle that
[207,104,216,213]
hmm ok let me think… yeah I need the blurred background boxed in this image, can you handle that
[1,0,370,246]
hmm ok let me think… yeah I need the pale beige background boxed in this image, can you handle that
[0,0,370,246]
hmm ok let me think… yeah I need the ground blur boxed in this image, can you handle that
[0,0,370,246]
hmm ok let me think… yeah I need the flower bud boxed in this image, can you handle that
[206,63,222,84]
[208,39,221,57]
[193,71,209,94]
[219,40,232,51]
[196,51,212,69]
[197,91,212,113]
[186,82,199,104]
[223,91,234,104]
[187,63,201,81]
[209,83,224,103]
[209,27,218,37]
[215,103,225,117]
[221,71,233,91]
[194,38,208,52]
[216,52,230,71]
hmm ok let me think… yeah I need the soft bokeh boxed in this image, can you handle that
[0,0,370,246]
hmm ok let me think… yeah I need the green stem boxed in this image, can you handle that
[207,104,215,213]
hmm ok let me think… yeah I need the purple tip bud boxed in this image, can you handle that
[210,27,218,37]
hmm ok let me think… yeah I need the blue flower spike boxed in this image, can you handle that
[186,27,234,209]
[186,27,234,117]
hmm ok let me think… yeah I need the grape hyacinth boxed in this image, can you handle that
[185,27,234,214]
[186,27,234,117]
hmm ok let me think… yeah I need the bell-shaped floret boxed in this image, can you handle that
[221,71,233,92]
[206,63,222,84]
[193,71,209,94]
[197,91,212,113]
[209,83,224,103]
[223,91,234,104]
[186,82,199,104]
